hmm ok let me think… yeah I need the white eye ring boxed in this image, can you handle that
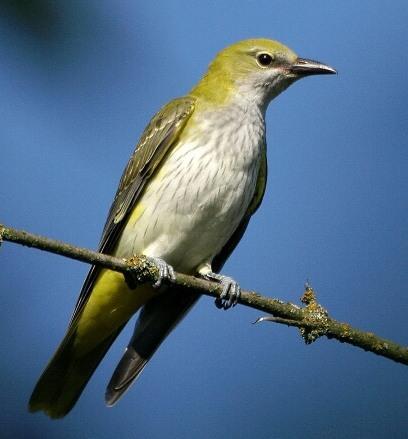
[256,52,275,67]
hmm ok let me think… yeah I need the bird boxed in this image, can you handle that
[29,38,336,418]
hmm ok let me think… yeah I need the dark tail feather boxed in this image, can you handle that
[104,346,148,407]
[29,325,124,419]
[105,289,199,406]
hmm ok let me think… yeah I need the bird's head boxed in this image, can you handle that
[191,38,336,111]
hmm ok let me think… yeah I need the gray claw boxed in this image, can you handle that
[147,256,176,288]
[205,273,241,310]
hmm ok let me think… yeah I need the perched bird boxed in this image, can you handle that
[29,38,335,418]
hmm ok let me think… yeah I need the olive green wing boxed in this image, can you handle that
[71,96,196,321]
[101,96,196,247]
[213,144,267,272]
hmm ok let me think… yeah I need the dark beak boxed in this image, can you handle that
[290,57,337,76]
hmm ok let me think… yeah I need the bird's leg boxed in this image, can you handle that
[148,256,176,288]
[206,273,241,310]
[125,255,176,289]
[198,264,241,310]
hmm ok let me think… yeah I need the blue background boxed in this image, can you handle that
[0,1,407,438]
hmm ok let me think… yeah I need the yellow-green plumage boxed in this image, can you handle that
[29,38,335,418]
[190,39,297,105]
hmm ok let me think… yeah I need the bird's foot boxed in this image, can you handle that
[203,272,241,310]
[148,256,176,288]
[125,255,176,289]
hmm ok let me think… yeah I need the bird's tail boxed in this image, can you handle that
[105,289,199,406]
[29,324,124,419]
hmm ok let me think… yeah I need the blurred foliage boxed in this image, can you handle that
[0,1,101,66]
[0,0,60,39]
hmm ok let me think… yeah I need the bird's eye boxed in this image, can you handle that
[256,53,274,67]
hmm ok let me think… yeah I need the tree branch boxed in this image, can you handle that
[1,223,407,366]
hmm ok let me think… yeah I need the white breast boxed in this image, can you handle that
[116,103,265,273]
